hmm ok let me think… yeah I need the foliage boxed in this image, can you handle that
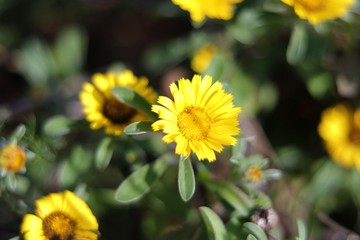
[1,0,360,239]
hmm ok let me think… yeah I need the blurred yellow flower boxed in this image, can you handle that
[318,104,360,169]
[21,191,99,240]
[0,144,26,173]
[191,44,217,73]
[172,0,242,24]
[79,70,157,136]
[152,75,241,162]
[282,0,354,25]
[246,166,263,183]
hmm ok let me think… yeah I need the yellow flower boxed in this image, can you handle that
[172,0,242,24]
[0,144,26,173]
[152,75,241,162]
[318,104,360,169]
[245,166,263,183]
[282,0,354,25]
[79,70,157,136]
[191,44,217,73]
[21,191,99,240]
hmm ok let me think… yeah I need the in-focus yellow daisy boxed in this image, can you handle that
[318,104,360,169]
[152,75,241,162]
[191,44,217,73]
[80,70,157,136]
[172,0,242,24]
[282,0,354,25]
[21,191,99,240]
[0,144,26,173]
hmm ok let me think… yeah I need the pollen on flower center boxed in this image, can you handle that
[177,106,212,140]
[246,166,263,183]
[43,212,76,240]
[0,144,26,173]
[103,97,136,124]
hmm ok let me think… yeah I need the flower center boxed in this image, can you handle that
[0,144,26,173]
[103,97,137,124]
[349,126,360,145]
[177,106,212,140]
[246,166,263,183]
[43,212,76,240]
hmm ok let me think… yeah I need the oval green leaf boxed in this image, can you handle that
[286,21,307,65]
[246,235,257,240]
[115,154,170,203]
[9,124,26,143]
[199,206,227,240]
[296,219,306,240]
[243,222,268,240]
[112,87,157,119]
[263,169,282,181]
[43,115,73,136]
[178,155,195,202]
[124,121,153,135]
[95,137,113,170]
[206,180,254,216]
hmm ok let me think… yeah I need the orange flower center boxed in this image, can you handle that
[349,127,360,145]
[43,212,76,240]
[177,106,211,140]
[103,97,136,124]
[0,144,26,173]
[246,166,263,183]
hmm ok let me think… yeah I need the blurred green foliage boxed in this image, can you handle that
[0,0,360,239]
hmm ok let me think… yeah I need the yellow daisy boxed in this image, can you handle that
[172,0,242,24]
[191,44,217,73]
[152,75,241,162]
[21,191,99,240]
[318,104,360,169]
[282,0,354,25]
[0,144,26,173]
[79,70,157,136]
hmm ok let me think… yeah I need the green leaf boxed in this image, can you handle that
[253,191,272,209]
[95,137,114,170]
[231,137,251,162]
[112,87,157,119]
[43,115,74,136]
[243,222,268,240]
[246,235,257,240]
[10,175,30,195]
[142,36,191,74]
[58,145,92,187]
[8,236,20,240]
[296,219,307,240]
[16,38,56,87]
[203,54,225,81]
[262,169,282,181]
[206,181,254,216]
[58,160,78,188]
[178,155,196,202]
[286,21,307,65]
[228,9,264,45]
[306,72,333,99]
[53,26,87,78]
[5,174,17,191]
[199,206,227,240]
[124,121,153,135]
[115,154,171,203]
[9,124,26,143]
